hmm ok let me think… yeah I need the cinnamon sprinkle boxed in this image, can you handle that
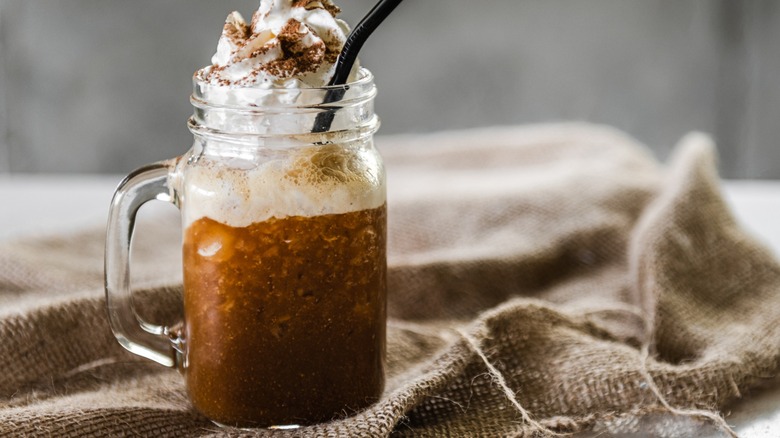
[204,1,346,85]
[223,12,251,42]
[261,19,326,78]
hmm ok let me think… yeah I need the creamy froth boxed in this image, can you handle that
[180,143,385,228]
[201,0,355,88]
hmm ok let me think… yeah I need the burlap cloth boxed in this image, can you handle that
[2,124,779,437]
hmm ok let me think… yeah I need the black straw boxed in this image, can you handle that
[311,0,404,133]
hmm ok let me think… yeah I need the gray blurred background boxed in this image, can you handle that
[0,1,777,177]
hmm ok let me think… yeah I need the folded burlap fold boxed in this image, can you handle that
[1,124,777,437]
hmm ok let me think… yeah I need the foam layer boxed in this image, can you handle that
[180,143,385,228]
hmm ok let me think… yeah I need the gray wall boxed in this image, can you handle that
[0,1,778,177]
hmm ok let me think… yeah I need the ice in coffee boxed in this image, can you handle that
[179,1,386,427]
[178,136,386,427]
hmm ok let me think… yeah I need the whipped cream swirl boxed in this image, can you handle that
[200,0,354,88]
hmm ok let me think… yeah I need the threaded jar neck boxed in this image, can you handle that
[188,68,378,146]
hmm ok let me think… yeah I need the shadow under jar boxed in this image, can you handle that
[105,69,386,428]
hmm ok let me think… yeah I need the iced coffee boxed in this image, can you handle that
[180,142,386,427]
[178,0,386,427]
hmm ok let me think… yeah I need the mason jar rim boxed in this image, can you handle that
[191,68,375,111]
[187,67,378,143]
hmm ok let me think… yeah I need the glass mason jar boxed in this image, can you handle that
[105,69,386,428]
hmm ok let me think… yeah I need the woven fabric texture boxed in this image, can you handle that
[1,124,777,437]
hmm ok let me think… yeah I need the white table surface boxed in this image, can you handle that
[1,174,779,436]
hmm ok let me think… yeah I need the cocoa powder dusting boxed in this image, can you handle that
[223,14,250,42]
[262,19,326,78]
[205,1,346,85]
[250,10,263,29]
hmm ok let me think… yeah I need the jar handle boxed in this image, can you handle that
[104,161,179,368]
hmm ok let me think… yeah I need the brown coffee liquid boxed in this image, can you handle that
[182,205,386,427]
